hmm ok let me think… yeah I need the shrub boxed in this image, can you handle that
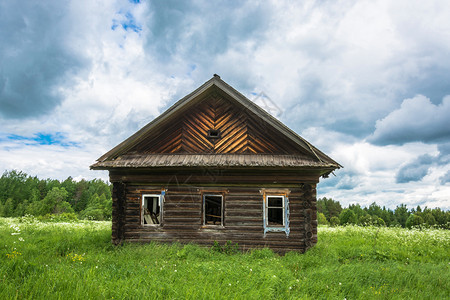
[374,217,386,227]
[358,214,373,226]
[406,214,424,228]
[339,209,357,225]
[211,240,239,254]
[330,216,340,227]
[317,212,329,225]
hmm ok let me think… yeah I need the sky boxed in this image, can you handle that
[0,0,449,210]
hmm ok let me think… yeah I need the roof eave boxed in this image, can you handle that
[95,75,342,168]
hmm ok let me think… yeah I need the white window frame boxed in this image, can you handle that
[141,194,163,226]
[263,194,290,236]
[203,194,224,226]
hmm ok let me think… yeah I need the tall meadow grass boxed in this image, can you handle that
[1,217,448,299]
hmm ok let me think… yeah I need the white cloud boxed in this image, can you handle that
[369,95,450,145]
[0,139,107,181]
[317,139,448,209]
[1,0,450,211]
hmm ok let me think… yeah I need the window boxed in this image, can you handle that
[142,194,162,225]
[264,194,290,236]
[203,194,223,226]
[267,196,284,226]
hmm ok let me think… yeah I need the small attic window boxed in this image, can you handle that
[207,129,221,139]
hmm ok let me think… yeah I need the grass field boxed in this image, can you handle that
[1,217,449,299]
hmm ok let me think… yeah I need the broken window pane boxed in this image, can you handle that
[143,195,160,225]
[204,195,222,225]
[267,196,284,226]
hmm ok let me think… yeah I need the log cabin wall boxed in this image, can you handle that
[110,169,318,254]
[93,76,341,253]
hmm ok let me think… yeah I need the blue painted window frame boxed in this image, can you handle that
[263,194,290,237]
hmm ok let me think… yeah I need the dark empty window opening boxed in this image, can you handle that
[142,195,161,225]
[204,195,223,225]
[207,129,221,139]
[267,196,284,226]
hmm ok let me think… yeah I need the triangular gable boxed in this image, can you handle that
[124,93,309,155]
[96,75,341,168]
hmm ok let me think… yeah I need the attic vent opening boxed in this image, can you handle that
[207,129,221,139]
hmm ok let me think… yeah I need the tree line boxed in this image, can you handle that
[1,170,449,227]
[0,170,111,220]
[318,197,449,229]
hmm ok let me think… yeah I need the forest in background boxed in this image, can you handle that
[317,197,449,229]
[0,170,111,220]
[0,170,448,227]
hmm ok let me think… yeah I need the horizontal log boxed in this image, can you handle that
[163,203,201,209]
[224,209,262,217]
[225,204,262,210]
[110,174,318,184]
[164,210,202,217]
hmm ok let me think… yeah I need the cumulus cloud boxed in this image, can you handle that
[369,95,450,145]
[1,0,450,210]
[395,141,450,183]
[396,154,434,183]
[440,171,450,185]
[0,136,106,181]
[0,1,88,118]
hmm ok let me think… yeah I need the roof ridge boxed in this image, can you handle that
[95,75,341,169]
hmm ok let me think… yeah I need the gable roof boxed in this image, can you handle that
[91,75,341,173]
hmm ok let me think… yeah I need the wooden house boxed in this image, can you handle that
[91,75,341,253]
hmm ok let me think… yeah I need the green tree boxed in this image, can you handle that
[394,204,410,227]
[30,187,72,216]
[61,177,77,208]
[367,202,382,218]
[317,197,342,221]
[422,212,436,227]
[358,214,373,226]
[349,203,365,220]
[2,198,15,217]
[317,212,329,225]
[81,193,111,220]
[380,206,395,226]
[330,216,340,227]
[339,209,357,225]
[374,217,386,227]
[406,214,424,228]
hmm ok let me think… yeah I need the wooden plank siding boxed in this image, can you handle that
[111,172,318,253]
[96,76,339,254]
[127,94,308,156]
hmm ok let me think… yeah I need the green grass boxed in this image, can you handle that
[1,217,449,299]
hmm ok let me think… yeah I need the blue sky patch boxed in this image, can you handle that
[7,132,79,148]
[111,12,142,33]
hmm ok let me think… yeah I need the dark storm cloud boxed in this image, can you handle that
[396,154,433,183]
[396,143,450,184]
[406,66,450,106]
[0,1,87,119]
